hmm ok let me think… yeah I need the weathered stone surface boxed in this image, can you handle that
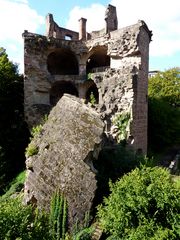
[24,94,104,227]
[23,4,152,152]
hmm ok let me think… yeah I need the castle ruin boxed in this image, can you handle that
[23,4,152,227]
[23,4,152,154]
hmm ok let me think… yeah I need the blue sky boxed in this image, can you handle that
[0,0,180,73]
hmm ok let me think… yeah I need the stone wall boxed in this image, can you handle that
[23,5,152,153]
[46,13,79,40]
[24,94,104,227]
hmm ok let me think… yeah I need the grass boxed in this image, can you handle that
[1,171,26,199]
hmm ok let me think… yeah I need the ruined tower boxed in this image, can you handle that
[23,3,152,228]
[23,4,152,154]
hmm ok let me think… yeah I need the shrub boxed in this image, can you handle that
[97,166,180,239]
[0,197,50,239]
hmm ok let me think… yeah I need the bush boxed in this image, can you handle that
[97,166,180,239]
[0,197,50,239]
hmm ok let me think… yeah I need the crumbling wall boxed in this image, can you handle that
[46,13,79,40]
[85,21,151,153]
[24,94,104,227]
[23,31,88,127]
[23,7,151,153]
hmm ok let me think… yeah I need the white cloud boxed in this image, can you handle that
[111,0,180,57]
[66,0,180,57]
[0,0,44,42]
[66,3,106,32]
[0,0,44,72]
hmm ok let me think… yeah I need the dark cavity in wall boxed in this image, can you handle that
[47,48,79,75]
[50,81,79,106]
[86,46,110,74]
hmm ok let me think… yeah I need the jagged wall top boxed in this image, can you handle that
[45,4,119,41]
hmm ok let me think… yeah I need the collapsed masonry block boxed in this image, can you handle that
[24,94,104,227]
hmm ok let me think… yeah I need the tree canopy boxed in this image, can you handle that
[148,68,180,107]
[148,68,180,152]
[0,48,29,193]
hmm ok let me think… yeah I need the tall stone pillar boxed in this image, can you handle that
[79,18,87,40]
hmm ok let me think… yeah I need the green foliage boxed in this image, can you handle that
[93,145,146,207]
[30,114,48,138]
[73,227,94,240]
[0,48,30,193]
[148,68,180,107]
[97,166,180,239]
[25,143,39,157]
[89,91,96,106]
[31,124,43,138]
[2,170,26,199]
[87,73,92,80]
[112,112,130,143]
[71,211,93,240]
[49,190,68,240]
[148,98,180,151]
[0,197,50,239]
[172,175,180,189]
[148,68,180,152]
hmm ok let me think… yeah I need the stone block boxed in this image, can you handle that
[24,94,104,227]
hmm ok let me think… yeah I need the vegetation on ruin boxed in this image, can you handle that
[89,91,96,106]
[112,112,131,143]
[25,143,39,157]
[30,114,48,138]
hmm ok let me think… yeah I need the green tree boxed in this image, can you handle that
[148,68,180,152]
[148,68,180,107]
[0,48,29,194]
[97,166,180,240]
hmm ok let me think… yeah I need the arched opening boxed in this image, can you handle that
[47,49,79,75]
[86,82,99,104]
[86,46,110,74]
[65,35,72,40]
[50,81,79,106]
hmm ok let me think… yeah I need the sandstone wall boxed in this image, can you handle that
[23,18,151,153]
[24,94,104,227]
